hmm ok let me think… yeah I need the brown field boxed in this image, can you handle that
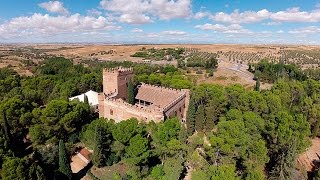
[0,44,319,86]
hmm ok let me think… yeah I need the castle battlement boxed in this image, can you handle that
[99,66,190,123]
[103,67,133,75]
[105,97,163,114]
[139,83,184,94]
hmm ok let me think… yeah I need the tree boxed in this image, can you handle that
[81,118,114,149]
[210,165,237,180]
[192,170,210,180]
[163,157,184,180]
[84,94,89,105]
[28,163,45,180]
[58,140,72,179]
[1,157,27,180]
[126,134,149,165]
[127,80,135,105]
[126,134,148,158]
[1,110,11,146]
[255,78,260,91]
[92,125,110,167]
[186,98,196,136]
[195,105,205,132]
[112,118,138,144]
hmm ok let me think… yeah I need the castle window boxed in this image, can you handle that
[179,107,182,112]
[110,109,113,115]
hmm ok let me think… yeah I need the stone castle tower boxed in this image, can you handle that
[99,67,190,123]
[103,67,134,101]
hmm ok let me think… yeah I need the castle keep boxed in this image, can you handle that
[98,67,190,123]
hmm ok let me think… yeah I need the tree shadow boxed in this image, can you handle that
[72,162,93,180]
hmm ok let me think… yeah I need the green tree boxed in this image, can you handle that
[126,134,150,165]
[210,165,237,180]
[150,165,164,179]
[163,157,184,180]
[191,170,210,180]
[1,110,11,146]
[195,105,205,132]
[186,98,196,136]
[92,125,105,167]
[81,118,114,149]
[1,157,27,180]
[84,94,89,105]
[127,80,135,105]
[58,140,72,179]
[255,78,260,91]
[92,125,112,167]
[28,163,45,180]
[112,118,138,144]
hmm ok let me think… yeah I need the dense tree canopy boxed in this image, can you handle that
[0,57,318,179]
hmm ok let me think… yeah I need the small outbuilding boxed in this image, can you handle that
[69,90,99,108]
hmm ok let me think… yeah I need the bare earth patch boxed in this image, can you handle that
[298,138,320,172]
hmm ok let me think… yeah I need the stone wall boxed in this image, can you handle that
[100,98,164,123]
[102,67,134,101]
[99,67,190,124]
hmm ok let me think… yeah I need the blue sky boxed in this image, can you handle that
[1,0,320,44]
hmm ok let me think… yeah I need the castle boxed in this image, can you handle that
[98,67,190,123]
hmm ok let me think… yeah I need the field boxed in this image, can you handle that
[0,44,319,87]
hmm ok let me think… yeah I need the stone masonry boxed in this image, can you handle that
[98,67,190,123]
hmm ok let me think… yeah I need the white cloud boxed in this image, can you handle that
[262,21,281,26]
[119,13,152,24]
[131,28,143,33]
[195,23,251,34]
[0,13,121,39]
[277,30,284,33]
[100,0,191,24]
[194,7,320,24]
[193,11,211,19]
[87,9,102,16]
[39,1,69,15]
[270,7,320,22]
[161,30,187,36]
[211,9,270,24]
[289,26,320,34]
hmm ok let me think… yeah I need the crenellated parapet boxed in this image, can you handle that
[103,67,134,76]
[139,83,187,94]
[99,67,189,123]
[105,97,163,114]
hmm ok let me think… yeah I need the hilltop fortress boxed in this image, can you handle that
[98,67,190,123]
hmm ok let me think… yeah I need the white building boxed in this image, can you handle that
[69,90,99,107]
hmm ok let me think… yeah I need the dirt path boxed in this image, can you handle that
[298,138,320,172]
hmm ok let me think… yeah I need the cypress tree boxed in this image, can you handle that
[312,120,320,138]
[84,94,89,105]
[195,105,205,132]
[186,98,196,136]
[58,139,72,179]
[92,125,106,167]
[204,107,215,132]
[255,78,260,91]
[127,80,135,105]
[2,110,11,145]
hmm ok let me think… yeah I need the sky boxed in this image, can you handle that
[1,0,320,44]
